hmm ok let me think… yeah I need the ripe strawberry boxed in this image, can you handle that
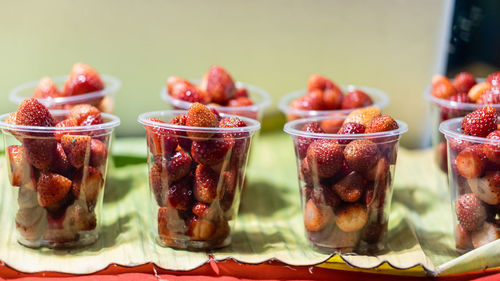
[191,136,233,166]
[192,202,210,217]
[33,77,61,99]
[455,224,473,250]
[157,207,181,244]
[63,63,104,96]
[307,74,338,92]
[448,137,470,153]
[166,150,192,183]
[187,216,216,241]
[344,106,381,127]
[22,137,57,170]
[333,171,365,203]
[455,145,486,178]
[449,92,473,103]
[344,139,380,173]
[461,106,497,137]
[337,122,365,145]
[467,171,500,205]
[145,118,178,157]
[72,166,104,204]
[431,75,457,99]
[308,184,341,208]
[149,157,167,206]
[468,82,492,102]
[455,193,487,232]
[483,130,500,164]
[220,170,238,212]
[37,172,72,207]
[477,88,500,104]
[199,65,236,104]
[300,157,314,186]
[61,135,91,168]
[194,164,220,203]
[51,143,72,176]
[341,90,373,110]
[15,98,56,128]
[289,90,325,111]
[68,104,102,125]
[89,139,108,168]
[335,203,368,232]
[185,102,219,139]
[365,116,398,133]
[320,115,345,133]
[364,157,390,181]
[322,88,344,110]
[167,77,208,103]
[227,97,254,107]
[235,88,248,98]
[167,176,193,210]
[303,199,333,231]
[486,71,500,87]
[306,139,344,178]
[471,222,500,249]
[7,145,35,190]
[296,122,324,159]
[452,72,476,93]
[55,118,78,141]
[219,117,247,138]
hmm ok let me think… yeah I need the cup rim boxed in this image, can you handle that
[283,115,408,139]
[439,116,500,144]
[137,110,261,136]
[9,74,121,106]
[160,80,272,113]
[278,85,389,117]
[0,110,121,134]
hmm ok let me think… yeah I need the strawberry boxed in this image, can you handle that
[484,130,500,164]
[185,102,219,139]
[364,157,390,181]
[365,116,398,133]
[300,157,314,186]
[335,203,368,232]
[199,65,236,104]
[15,98,56,128]
[227,97,254,107]
[477,88,500,104]
[455,224,473,250]
[145,118,178,157]
[303,199,333,231]
[452,72,476,93]
[63,63,104,96]
[23,138,57,170]
[149,157,167,206]
[55,118,78,141]
[187,216,216,241]
[486,71,500,87]
[194,164,220,203]
[306,139,344,178]
[235,88,248,98]
[344,139,380,173]
[308,184,341,208]
[322,88,344,110]
[307,74,339,92]
[448,137,470,153]
[192,202,210,217]
[89,138,108,168]
[191,136,233,166]
[219,117,247,138]
[467,171,500,205]
[337,122,365,145]
[455,193,487,232]
[455,145,486,178]
[68,104,102,125]
[166,150,192,183]
[167,77,208,103]
[431,75,456,99]
[33,77,61,99]
[471,222,500,249]
[468,82,492,102]
[320,116,344,133]
[63,201,97,232]
[220,170,238,212]
[51,143,72,176]
[332,171,364,203]
[296,122,324,159]
[289,90,325,111]
[61,135,91,168]
[344,106,381,127]
[461,106,497,137]
[37,172,72,207]
[449,92,473,103]
[7,145,35,190]
[340,90,373,109]
[157,207,178,244]
[167,176,193,210]
[72,166,104,204]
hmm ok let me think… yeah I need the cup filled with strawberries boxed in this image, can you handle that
[425,71,500,173]
[0,98,120,248]
[138,102,260,249]
[161,65,271,121]
[279,74,389,122]
[284,106,407,252]
[9,63,120,113]
[439,106,500,252]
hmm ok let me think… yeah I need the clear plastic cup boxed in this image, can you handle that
[9,75,121,113]
[440,117,500,252]
[160,80,272,121]
[278,85,389,121]
[138,110,260,250]
[284,115,407,252]
[0,110,120,248]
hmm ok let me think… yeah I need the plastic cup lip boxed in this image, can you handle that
[160,79,272,114]
[439,116,500,144]
[283,115,408,140]
[9,74,121,107]
[0,110,120,134]
[278,85,390,117]
[137,110,261,137]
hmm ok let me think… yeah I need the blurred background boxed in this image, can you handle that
[0,0,498,148]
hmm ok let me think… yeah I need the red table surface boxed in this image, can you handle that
[0,260,499,281]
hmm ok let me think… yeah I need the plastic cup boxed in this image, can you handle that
[9,75,121,113]
[278,85,389,121]
[440,117,500,252]
[160,80,271,121]
[284,115,407,252]
[0,110,120,248]
[138,110,260,250]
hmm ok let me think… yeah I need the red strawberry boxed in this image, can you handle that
[167,77,208,103]
[167,176,193,210]
[322,88,344,110]
[15,98,56,128]
[191,136,233,166]
[235,88,248,98]
[320,116,345,133]
[364,157,390,181]
[290,90,325,112]
[484,130,500,164]
[453,72,476,93]
[461,106,497,137]
[431,75,457,99]
[467,171,500,205]
[157,207,182,244]
[299,157,314,186]
[219,117,247,138]
[365,116,399,133]
[455,193,487,232]
[61,135,91,168]
[51,143,72,176]
[227,97,254,107]
[344,139,380,173]
[455,145,486,178]
[72,166,103,204]
[185,102,219,139]
[448,137,470,153]
[296,122,324,159]
[455,224,473,250]
[471,222,500,249]
[486,71,500,87]
[145,118,178,157]
[89,139,108,168]
[468,82,493,102]
[63,63,104,96]
[23,137,57,170]
[166,150,192,183]
[68,104,102,125]
[80,114,103,126]
[149,157,167,206]
[55,118,78,141]
[303,199,333,231]
[169,114,192,152]
[220,169,238,212]
[333,171,365,203]
[449,92,473,103]
[33,77,61,99]
[7,146,35,190]
[200,65,236,104]
[340,90,373,110]
[307,74,338,92]
[335,203,368,232]
[306,139,344,178]
[193,164,220,203]
[187,216,216,241]
[192,202,210,217]
[37,172,72,207]
[477,87,500,104]
[309,184,341,208]
[337,122,366,145]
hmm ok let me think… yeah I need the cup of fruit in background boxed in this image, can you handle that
[0,99,120,248]
[440,107,500,252]
[424,71,500,173]
[9,63,120,114]
[138,103,260,250]
[284,107,407,252]
[278,74,389,122]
